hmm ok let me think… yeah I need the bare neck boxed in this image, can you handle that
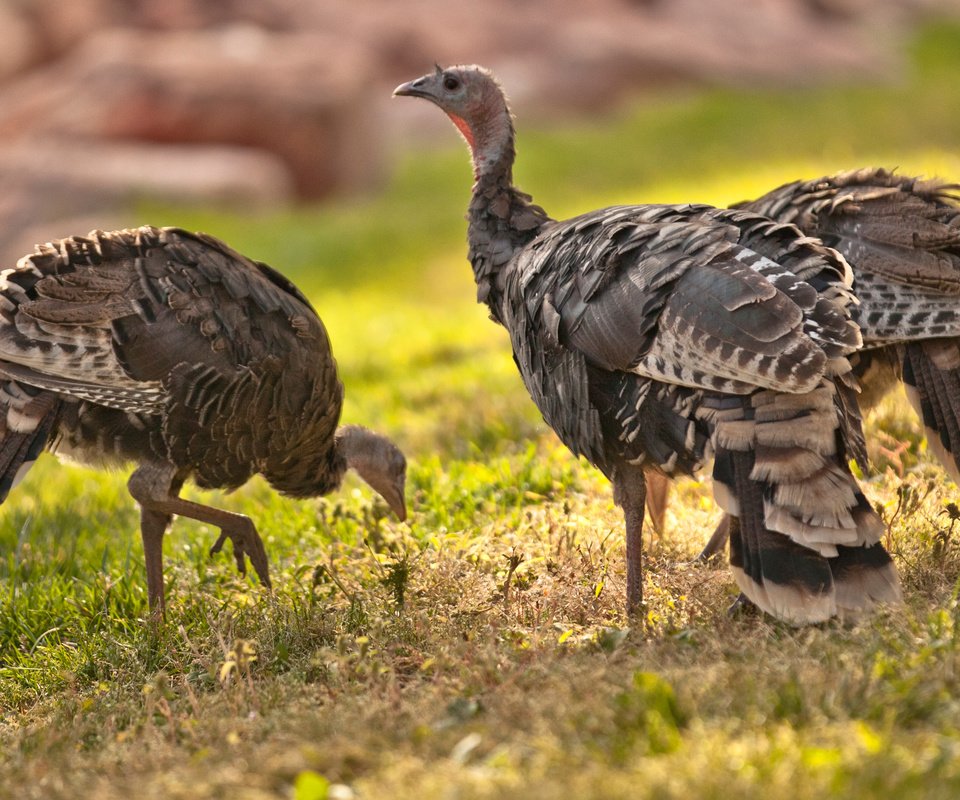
[465,97,516,184]
[463,99,550,322]
[335,424,382,474]
[334,424,406,519]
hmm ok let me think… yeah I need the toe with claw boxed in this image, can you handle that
[209,521,272,589]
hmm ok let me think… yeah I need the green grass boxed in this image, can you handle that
[4,20,960,800]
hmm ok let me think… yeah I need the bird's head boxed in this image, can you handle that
[336,425,407,521]
[394,64,510,168]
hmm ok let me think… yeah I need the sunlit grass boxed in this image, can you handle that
[3,20,960,800]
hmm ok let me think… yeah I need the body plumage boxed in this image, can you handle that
[0,226,406,614]
[396,65,899,624]
[688,168,960,561]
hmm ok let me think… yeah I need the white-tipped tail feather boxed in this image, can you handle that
[707,382,900,624]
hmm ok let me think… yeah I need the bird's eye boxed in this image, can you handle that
[443,75,461,91]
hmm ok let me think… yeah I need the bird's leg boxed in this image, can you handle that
[644,471,669,536]
[614,468,647,618]
[128,463,272,594]
[140,507,173,618]
[696,515,730,562]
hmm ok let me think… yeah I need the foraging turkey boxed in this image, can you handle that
[0,226,407,615]
[395,65,900,624]
[643,168,960,562]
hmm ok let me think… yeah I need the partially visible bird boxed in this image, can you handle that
[0,226,407,616]
[642,168,960,562]
[742,168,960,474]
[395,64,900,624]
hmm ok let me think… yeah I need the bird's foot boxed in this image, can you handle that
[727,592,756,617]
[694,517,730,564]
[693,548,723,565]
[209,520,272,589]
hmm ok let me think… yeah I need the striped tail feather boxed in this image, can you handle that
[719,449,836,623]
[705,382,900,624]
[902,338,960,482]
[0,380,60,503]
[830,539,900,618]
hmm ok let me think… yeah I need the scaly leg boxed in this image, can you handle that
[614,468,647,618]
[140,507,173,617]
[644,471,669,536]
[128,463,272,608]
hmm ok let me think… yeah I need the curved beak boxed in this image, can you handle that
[393,67,442,101]
[384,483,407,522]
[393,78,425,98]
[353,466,407,522]
[393,79,433,101]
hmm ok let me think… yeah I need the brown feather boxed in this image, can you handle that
[0,226,407,614]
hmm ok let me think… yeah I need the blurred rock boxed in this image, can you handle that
[0,4,39,80]
[17,0,306,60]
[0,0,954,244]
[300,0,924,110]
[0,139,293,263]
[0,26,383,199]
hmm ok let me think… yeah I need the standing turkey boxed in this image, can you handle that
[0,226,407,616]
[672,167,960,561]
[395,64,900,624]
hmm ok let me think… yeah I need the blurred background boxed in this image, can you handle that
[0,0,957,260]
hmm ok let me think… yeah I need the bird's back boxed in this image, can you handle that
[738,167,960,343]
[502,203,860,474]
[740,168,960,479]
